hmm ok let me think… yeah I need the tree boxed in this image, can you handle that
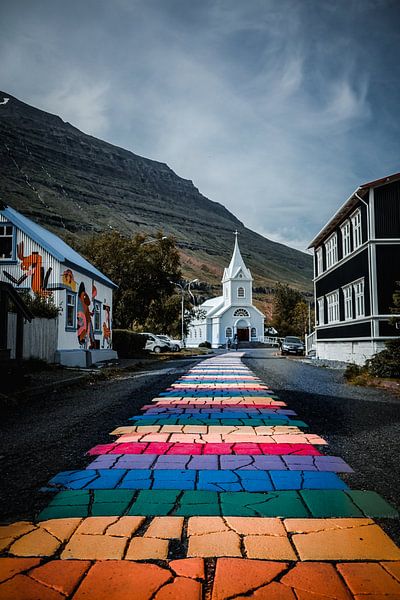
[272,283,305,337]
[83,231,182,330]
[292,300,309,338]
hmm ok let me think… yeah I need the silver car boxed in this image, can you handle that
[140,333,170,353]
[157,335,182,352]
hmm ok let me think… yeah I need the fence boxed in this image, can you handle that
[305,330,317,355]
[7,313,58,362]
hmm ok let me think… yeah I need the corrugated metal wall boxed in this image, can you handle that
[0,216,61,292]
[7,313,58,362]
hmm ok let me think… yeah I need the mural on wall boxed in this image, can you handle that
[3,242,62,295]
[62,268,77,292]
[77,281,96,349]
[102,305,112,348]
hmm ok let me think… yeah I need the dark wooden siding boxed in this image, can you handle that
[317,321,371,339]
[314,199,368,274]
[374,181,400,238]
[379,320,400,337]
[376,244,400,314]
[315,248,370,317]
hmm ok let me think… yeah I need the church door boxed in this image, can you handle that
[237,327,249,341]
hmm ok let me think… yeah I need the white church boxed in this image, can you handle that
[186,234,265,348]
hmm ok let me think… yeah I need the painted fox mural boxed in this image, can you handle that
[77,282,96,349]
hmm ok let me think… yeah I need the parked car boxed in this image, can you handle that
[280,336,305,356]
[139,333,170,353]
[157,335,182,352]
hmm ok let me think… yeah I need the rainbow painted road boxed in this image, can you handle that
[1,353,400,599]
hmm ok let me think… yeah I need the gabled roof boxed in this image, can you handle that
[222,235,252,281]
[1,206,117,288]
[211,302,265,319]
[200,296,225,317]
[308,171,400,249]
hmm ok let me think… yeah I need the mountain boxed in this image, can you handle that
[0,91,313,302]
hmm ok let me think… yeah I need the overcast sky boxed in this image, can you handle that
[1,0,399,251]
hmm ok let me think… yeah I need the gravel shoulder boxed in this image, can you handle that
[0,360,199,523]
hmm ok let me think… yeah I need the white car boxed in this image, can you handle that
[140,333,170,353]
[158,334,182,352]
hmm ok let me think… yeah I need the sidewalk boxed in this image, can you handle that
[0,352,399,598]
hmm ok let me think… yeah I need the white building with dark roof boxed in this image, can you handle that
[187,234,265,348]
[0,205,118,366]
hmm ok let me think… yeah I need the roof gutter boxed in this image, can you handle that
[307,186,365,249]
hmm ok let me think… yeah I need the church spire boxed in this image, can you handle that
[224,231,252,280]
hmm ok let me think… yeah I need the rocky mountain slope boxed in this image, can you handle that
[0,91,312,296]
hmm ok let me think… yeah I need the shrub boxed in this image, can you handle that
[366,338,400,378]
[344,363,363,381]
[198,341,211,349]
[112,329,147,358]
[16,291,61,319]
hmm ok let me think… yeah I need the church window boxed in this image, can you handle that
[237,287,245,298]
[225,327,232,338]
[199,328,202,338]
[233,308,250,317]
[194,329,197,338]
[251,327,257,338]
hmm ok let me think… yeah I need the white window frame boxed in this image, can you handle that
[251,327,257,338]
[237,286,245,298]
[351,209,362,249]
[316,248,323,276]
[66,292,76,330]
[317,297,324,325]
[325,233,338,269]
[225,327,233,338]
[0,223,15,261]
[341,220,351,257]
[353,279,365,318]
[326,290,340,324]
[342,284,353,321]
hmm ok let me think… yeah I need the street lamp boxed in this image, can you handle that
[171,279,198,347]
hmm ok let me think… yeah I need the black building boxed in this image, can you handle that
[308,172,400,364]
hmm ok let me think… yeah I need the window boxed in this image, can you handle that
[237,287,245,298]
[316,248,323,276]
[194,329,197,338]
[353,279,365,318]
[325,234,337,269]
[233,308,250,317]
[326,291,339,323]
[225,327,233,338]
[199,328,202,339]
[66,292,76,329]
[341,221,351,257]
[251,327,257,338]
[94,301,101,332]
[0,223,14,260]
[317,298,324,325]
[342,285,353,320]
[351,210,362,249]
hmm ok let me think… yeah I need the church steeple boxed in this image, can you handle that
[222,232,253,305]
[225,231,252,280]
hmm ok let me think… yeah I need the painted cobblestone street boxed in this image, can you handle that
[1,354,400,598]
